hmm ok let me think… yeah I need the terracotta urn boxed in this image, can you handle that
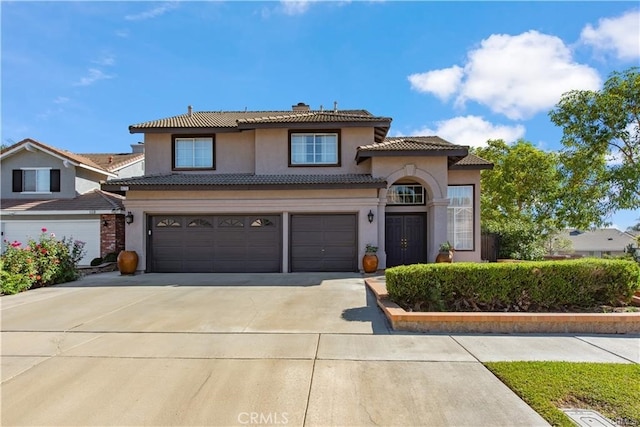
[363,253,379,273]
[435,251,453,263]
[117,250,138,275]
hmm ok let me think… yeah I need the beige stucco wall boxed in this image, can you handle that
[113,160,145,179]
[75,169,105,195]
[123,188,381,272]
[143,132,255,175]
[447,169,482,262]
[1,150,76,199]
[254,127,373,175]
[143,127,376,176]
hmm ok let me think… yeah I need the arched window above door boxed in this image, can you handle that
[387,183,426,205]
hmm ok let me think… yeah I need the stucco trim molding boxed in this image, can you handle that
[385,165,443,200]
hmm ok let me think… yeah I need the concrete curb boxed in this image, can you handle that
[365,277,640,334]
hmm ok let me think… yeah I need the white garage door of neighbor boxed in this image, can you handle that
[1,220,100,263]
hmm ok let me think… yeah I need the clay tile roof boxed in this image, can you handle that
[129,109,391,132]
[450,153,494,170]
[356,136,469,163]
[79,153,144,172]
[1,138,113,175]
[359,136,465,151]
[102,173,386,191]
[1,189,125,212]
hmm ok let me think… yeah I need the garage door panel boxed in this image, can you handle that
[150,215,280,273]
[290,214,357,272]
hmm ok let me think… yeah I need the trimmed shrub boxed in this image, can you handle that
[90,257,103,266]
[103,252,118,263]
[386,259,640,312]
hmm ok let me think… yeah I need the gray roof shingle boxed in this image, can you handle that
[102,173,386,191]
[451,153,494,169]
[129,110,391,132]
[1,190,125,212]
[359,136,465,152]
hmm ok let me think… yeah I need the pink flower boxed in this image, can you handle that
[50,233,56,238]
[41,228,47,233]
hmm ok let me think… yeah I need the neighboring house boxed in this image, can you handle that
[559,228,638,258]
[1,139,145,262]
[102,103,492,273]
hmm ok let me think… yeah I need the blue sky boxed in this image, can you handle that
[2,1,639,229]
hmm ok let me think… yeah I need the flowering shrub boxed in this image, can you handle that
[1,228,86,295]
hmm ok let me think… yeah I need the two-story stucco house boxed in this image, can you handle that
[102,103,492,273]
[1,138,145,262]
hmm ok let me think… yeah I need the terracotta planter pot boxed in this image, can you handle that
[117,250,138,275]
[363,253,379,273]
[435,251,453,263]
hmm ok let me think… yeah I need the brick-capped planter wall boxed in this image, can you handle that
[100,214,125,258]
[366,277,640,334]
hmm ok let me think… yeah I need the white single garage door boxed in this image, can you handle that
[1,219,100,263]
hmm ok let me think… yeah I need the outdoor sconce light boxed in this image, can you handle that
[125,211,134,225]
[367,210,374,223]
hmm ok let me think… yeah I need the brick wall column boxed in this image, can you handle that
[100,214,126,258]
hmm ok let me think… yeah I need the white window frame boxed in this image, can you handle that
[447,185,474,251]
[21,167,51,194]
[290,132,339,165]
[173,137,214,169]
[387,184,426,205]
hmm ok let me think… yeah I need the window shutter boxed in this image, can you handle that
[50,169,61,192]
[12,170,22,192]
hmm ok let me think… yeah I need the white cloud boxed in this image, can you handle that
[92,53,115,66]
[53,96,69,104]
[125,2,179,21]
[459,31,601,119]
[73,68,114,86]
[408,30,601,120]
[581,9,640,60]
[408,66,463,101]
[280,0,313,15]
[413,115,526,148]
[115,29,130,38]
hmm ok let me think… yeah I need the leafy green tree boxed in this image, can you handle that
[549,67,640,212]
[475,139,604,260]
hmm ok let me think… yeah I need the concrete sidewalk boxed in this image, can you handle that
[1,272,638,426]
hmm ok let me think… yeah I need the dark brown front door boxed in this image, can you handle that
[385,214,427,267]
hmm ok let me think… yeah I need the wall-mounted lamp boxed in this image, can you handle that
[125,211,134,225]
[367,209,374,223]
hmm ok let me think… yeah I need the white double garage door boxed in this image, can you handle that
[149,214,358,273]
[1,219,100,263]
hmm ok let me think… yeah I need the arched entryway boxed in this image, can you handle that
[384,180,428,267]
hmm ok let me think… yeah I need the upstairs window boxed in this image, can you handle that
[12,168,60,193]
[172,136,214,170]
[447,185,474,250]
[290,131,339,166]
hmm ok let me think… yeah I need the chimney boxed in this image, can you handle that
[292,102,310,112]
[187,105,193,117]
[131,142,145,154]
[108,155,114,164]
[333,101,338,112]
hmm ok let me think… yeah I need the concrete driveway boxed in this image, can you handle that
[2,272,635,426]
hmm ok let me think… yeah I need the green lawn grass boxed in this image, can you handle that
[484,362,640,426]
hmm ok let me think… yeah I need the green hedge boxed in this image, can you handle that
[385,259,640,312]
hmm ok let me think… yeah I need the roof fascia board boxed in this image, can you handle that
[129,127,237,134]
[449,164,494,170]
[1,209,120,216]
[356,148,469,163]
[1,142,116,177]
[101,182,386,192]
